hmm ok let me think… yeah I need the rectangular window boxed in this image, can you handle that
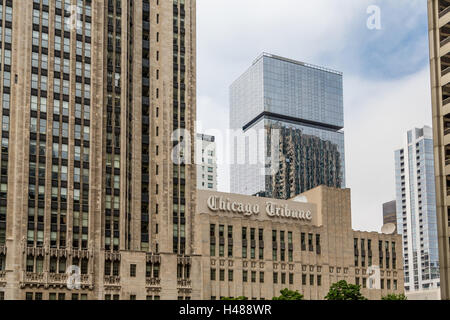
[308,234,313,251]
[130,264,136,277]
[228,270,233,282]
[301,233,306,251]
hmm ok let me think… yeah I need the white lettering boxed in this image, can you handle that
[206,197,313,222]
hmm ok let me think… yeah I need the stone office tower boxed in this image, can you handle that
[0,0,197,300]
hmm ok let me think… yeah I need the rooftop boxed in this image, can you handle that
[253,52,343,76]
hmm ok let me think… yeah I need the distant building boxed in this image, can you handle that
[229,53,345,200]
[383,200,397,228]
[394,126,440,293]
[197,134,217,191]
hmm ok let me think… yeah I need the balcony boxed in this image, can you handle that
[22,272,45,287]
[146,277,161,289]
[21,272,93,289]
[440,2,450,28]
[104,275,121,286]
[47,273,68,287]
[177,279,192,289]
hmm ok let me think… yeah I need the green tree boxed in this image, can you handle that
[220,296,248,300]
[324,280,367,300]
[272,289,304,300]
[382,293,407,300]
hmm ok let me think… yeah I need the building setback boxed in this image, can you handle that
[394,126,440,292]
[229,53,345,200]
[427,0,450,300]
[0,0,198,300]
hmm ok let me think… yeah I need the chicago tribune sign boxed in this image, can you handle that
[207,196,312,221]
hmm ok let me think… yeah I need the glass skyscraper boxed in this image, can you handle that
[394,126,440,292]
[230,53,345,199]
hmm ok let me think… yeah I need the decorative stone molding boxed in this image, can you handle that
[177,279,192,295]
[25,247,45,257]
[19,272,94,290]
[104,275,121,292]
[49,248,68,258]
[72,249,90,259]
[177,279,192,289]
[0,245,6,255]
[20,272,45,288]
[105,251,121,261]
[0,271,6,287]
[145,277,161,292]
[146,253,161,264]
[104,275,120,286]
[177,256,192,265]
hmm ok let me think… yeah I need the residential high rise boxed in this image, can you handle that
[383,200,397,228]
[229,53,345,200]
[0,0,197,300]
[394,126,440,293]
[196,134,217,191]
[428,0,450,300]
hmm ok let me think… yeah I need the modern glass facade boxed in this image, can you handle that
[230,53,345,199]
[394,126,440,292]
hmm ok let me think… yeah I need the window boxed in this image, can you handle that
[273,272,278,284]
[301,233,306,251]
[130,264,136,277]
[243,270,248,282]
[210,268,216,281]
[219,269,225,281]
[228,270,233,282]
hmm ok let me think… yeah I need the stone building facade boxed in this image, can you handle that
[195,186,404,300]
[427,0,450,300]
[0,0,198,300]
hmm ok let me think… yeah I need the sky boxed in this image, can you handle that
[196,0,432,232]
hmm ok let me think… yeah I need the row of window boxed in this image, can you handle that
[210,268,322,286]
[210,225,321,261]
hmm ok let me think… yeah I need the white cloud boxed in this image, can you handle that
[196,0,431,232]
[345,66,432,231]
